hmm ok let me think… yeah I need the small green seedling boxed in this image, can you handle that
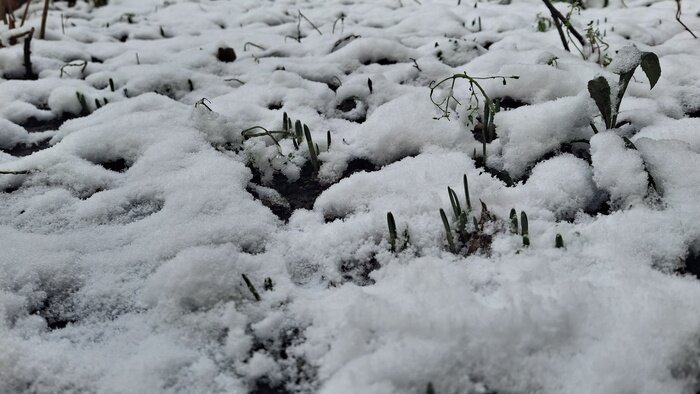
[510,208,518,233]
[109,78,115,92]
[241,274,261,301]
[386,212,410,253]
[439,208,456,253]
[439,175,487,254]
[588,48,661,130]
[368,78,373,94]
[430,72,518,162]
[76,92,90,115]
[326,130,332,150]
[536,13,552,32]
[387,212,398,252]
[521,211,530,246]
[264,277,274,291]
[427,382,436,394]
[555,233,564,248]
[304,124,320,172]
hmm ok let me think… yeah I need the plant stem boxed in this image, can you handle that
[675,0,697,39]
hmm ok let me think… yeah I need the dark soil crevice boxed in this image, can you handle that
[677,250,700,279]
[1,138,52,157]
[20,114,75,133]
[248,158,377,222]
[361,58,398,66]
[28,289,78,331]
[336,97,366,123]
[496,96,528,110]
[249,326,316,394]
[338,256,380,286]
[92,158,130,172]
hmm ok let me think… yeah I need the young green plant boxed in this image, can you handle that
[588,48,660,130]
[429,73,518,163]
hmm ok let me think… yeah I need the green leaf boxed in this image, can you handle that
[387,212,397,252]
[439,208,456,253]
[587,76,612,129]
[520,211,528,236]
[509,208,518,233]
[640,52,661,89]
[463,174,471,212]
[555,233,564,249]
[304,125,320,172]
[448,187,461,219]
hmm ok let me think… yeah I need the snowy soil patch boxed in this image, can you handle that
[2,0,700,393]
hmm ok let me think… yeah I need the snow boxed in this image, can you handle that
[1,0,700,393]
[590,131,649,208]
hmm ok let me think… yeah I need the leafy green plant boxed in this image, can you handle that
[437,175,500,255]
[241,112,299,150]
[509,208,518,233]
[583,19,611,67]
[240,112,325,173]
[429,72,518,162]
[386,212,410,253]
[587,48,660,130]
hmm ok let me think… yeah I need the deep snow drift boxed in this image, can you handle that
[1,0,700,393]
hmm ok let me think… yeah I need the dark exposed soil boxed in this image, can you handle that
[496,96,528,110]
[21,115,74,133]
[336,97,357,112]
[248,158,376,222]
[339,256,380,286]
[361,58,397,66]
[336,97,366,123]
[93,158,130,172]
[28,289,78,331]
[249,326,315,394]
[2,139,52,157]
[677,250,700,280]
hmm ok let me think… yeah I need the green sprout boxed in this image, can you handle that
[555,233,564,248]
[387,212,398,252]
[76,92,90,115]
[521,211,530,247]
[429,73,519,162]
[304,124,320,172]
[510,208,518,233]
[439,208,456,253]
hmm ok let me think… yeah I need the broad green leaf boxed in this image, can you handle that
[640,52,661,89]
[588,76,612,129]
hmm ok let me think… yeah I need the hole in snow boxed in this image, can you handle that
[1,138,52,157]
[338,256,380,286]
[678,250,700,280]
[92,158,130,173]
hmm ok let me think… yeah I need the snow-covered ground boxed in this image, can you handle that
[1,0,700,392]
